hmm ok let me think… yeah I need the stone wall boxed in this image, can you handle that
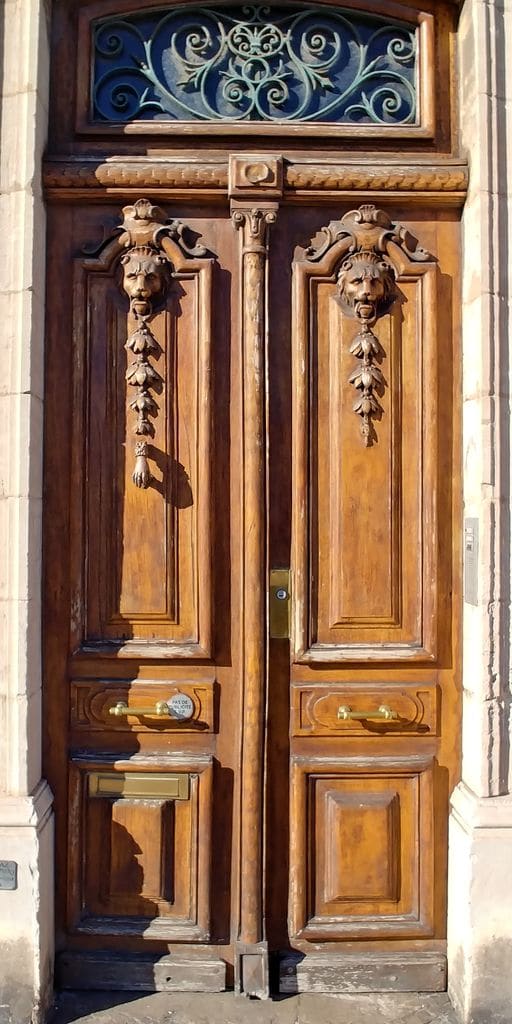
[448,0,512,1021]
[0,2,53,1022]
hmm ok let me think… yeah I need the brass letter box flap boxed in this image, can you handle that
[88,771,190,800]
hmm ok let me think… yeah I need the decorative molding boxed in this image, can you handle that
[306,204,433,445]
[229,154,283,199]
[43,159,468,201]
[285,163,468,192]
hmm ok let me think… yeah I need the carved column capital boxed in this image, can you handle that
[231,202,278,253]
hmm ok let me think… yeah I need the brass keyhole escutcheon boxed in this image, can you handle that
[270,569,291,639]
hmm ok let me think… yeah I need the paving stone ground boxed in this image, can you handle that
[50,991,458,1024]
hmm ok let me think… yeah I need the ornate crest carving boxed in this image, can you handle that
[306,204,433,446]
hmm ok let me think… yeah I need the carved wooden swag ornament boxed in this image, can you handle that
[116,198,206,487]
[306,204,432,445]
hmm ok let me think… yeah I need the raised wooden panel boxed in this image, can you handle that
[291,682,438,737]
[70,234,213,656]
[324,790,400,903]
[289,755,435,939]
[67,755,213,940]
[71,679,215,733]
[292,226,438,662]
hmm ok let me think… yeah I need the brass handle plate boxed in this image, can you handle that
[337,704,398,721]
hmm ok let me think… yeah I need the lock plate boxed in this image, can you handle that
[270,569,291,639]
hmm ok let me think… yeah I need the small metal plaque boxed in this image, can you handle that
[167,693,195,721]
[464,517,479,606]
[0,861,18,890]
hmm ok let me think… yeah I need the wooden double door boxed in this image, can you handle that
[44,162,460,995]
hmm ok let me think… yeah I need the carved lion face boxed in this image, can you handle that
[121,246,168,316]
[337,252,396,322]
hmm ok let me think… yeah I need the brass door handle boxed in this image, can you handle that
[109,693,195,721]
[337,704,398,721]
[109,701,171,718]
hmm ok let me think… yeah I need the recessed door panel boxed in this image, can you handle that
[291,213,440,662]
[68,757,213,940]
[289,756,435,940]
[71,233,213,655]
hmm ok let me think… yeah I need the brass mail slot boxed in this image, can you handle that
[88,771,190,800]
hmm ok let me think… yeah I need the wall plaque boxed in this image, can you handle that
[0,861,18,890]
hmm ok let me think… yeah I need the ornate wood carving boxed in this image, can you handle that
[337,251,397,444]
[116,198,207,487]
[305,205,432,445]
[43,158,469,202]
[231,200,277,975]
[303,201,432,446]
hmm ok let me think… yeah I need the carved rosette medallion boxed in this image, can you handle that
[115,198,206,487]
[306,204,433,446]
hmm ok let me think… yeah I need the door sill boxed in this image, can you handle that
[56,951,226,992]
[279,952,446,994]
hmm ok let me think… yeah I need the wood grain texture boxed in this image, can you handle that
[56,951,227,992]
[279,952,446,993]
[231,203,277,948]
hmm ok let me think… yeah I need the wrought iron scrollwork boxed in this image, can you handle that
[92,5,417,125]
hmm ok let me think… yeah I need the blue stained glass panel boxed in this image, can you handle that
[92,4,418,125]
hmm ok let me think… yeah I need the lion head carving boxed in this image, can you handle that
[337,251,396,324]
[121,245,169,317]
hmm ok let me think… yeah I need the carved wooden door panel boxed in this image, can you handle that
[43,0,462,999]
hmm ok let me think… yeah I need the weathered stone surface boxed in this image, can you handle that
[49,991,458,1024]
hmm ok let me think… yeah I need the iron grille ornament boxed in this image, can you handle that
[92,4,418,125]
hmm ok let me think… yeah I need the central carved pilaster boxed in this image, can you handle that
[231,198,278,998]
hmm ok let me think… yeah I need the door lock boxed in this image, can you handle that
[270,569,291,639]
